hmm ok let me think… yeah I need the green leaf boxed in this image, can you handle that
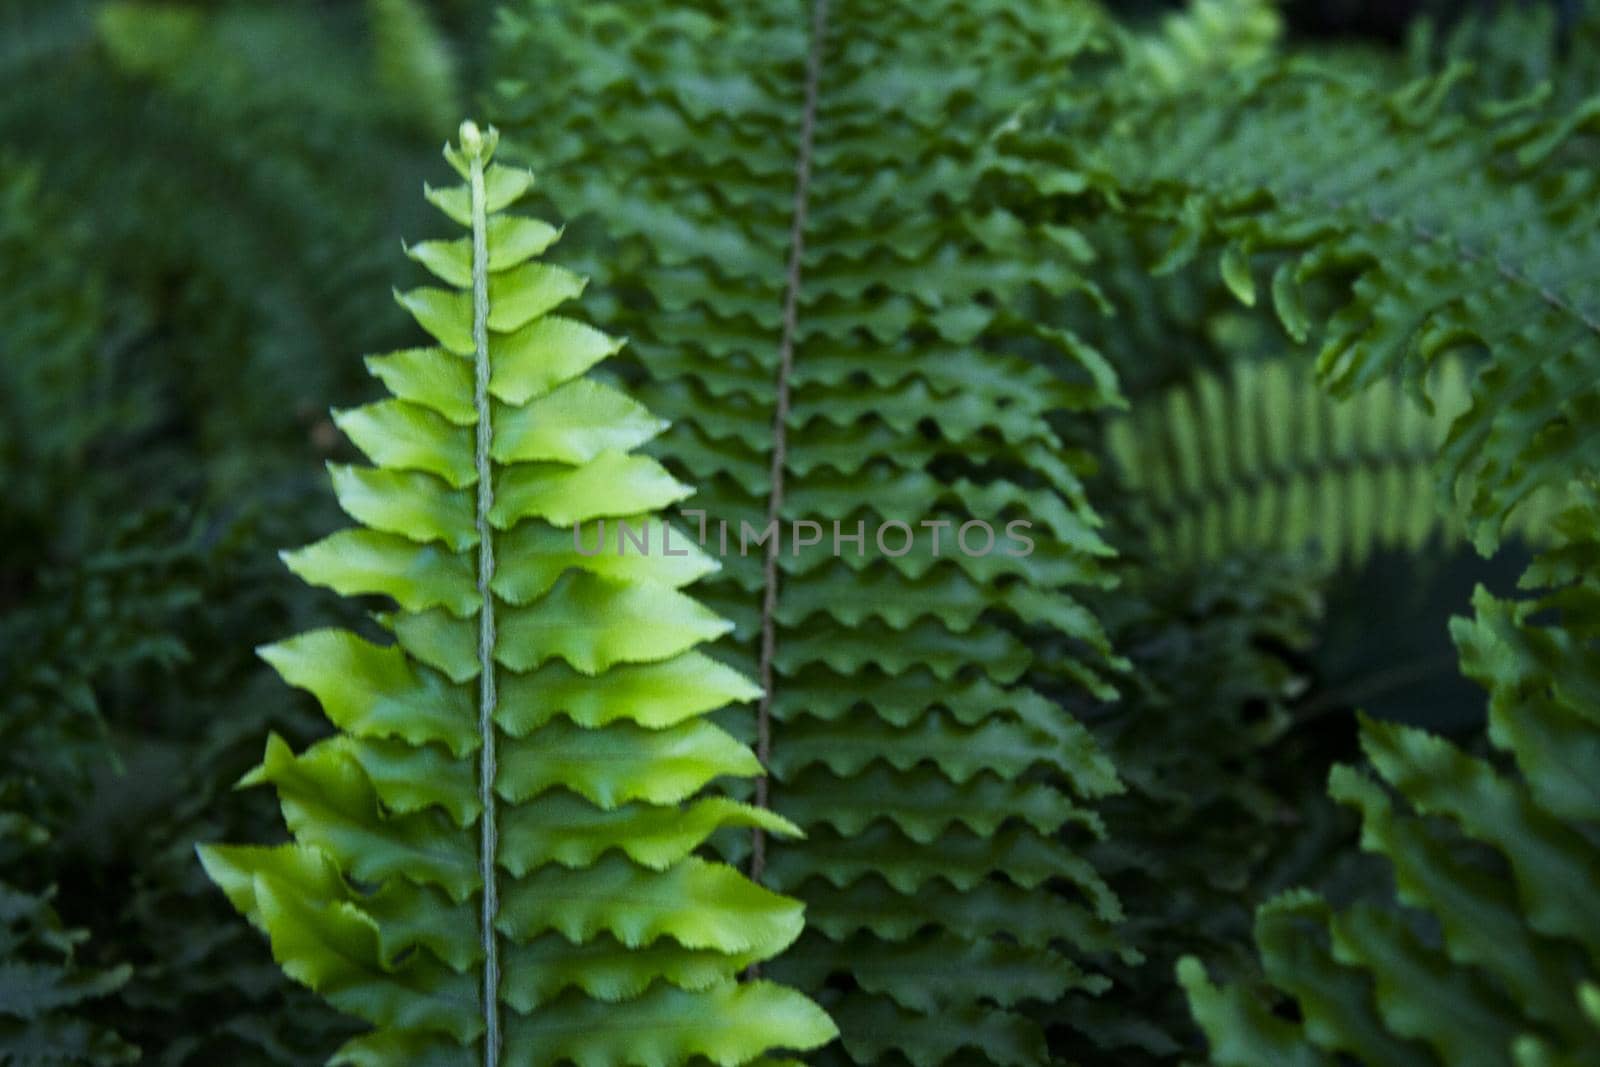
[500,982,837,1067]
[335,399,476,489]
[497,718,762,810]
[259,629,477,756]
[282,529,476,616]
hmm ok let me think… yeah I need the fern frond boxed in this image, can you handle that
[0,159,186,808]
[0,157,126,538]
[1059,552,1334,1063]
[1119,0,1282,93]
[0,156,142,1042]
[0,845,136,1065]
[1109,355,1559,566]
[1407,1,1600,109]
[1180,483,1600,1066]
[492,2,1131,1062]
[201,123,835,1066]
[1004,60,1600,552]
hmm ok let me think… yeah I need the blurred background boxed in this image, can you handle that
[0,0,1580,1062]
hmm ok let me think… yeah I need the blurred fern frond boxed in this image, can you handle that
[1109,356,1560,567]
[1181,483,1600,1066]
[0,839,136,1066]
[1004,58,1600,553]
[0,0,455,494]
[1059,551,1337,1064]
[1117,0,1283,93]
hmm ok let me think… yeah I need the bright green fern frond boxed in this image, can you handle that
[1180,482,1600,1066]
[1109,355,1559,566]
[1004,60,1600,552]
[492,2,1132,1063]
[200,123,835,1067]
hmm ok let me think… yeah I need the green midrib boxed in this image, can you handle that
[466,127,503,1066]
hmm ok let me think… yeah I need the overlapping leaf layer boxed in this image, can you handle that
[1181,484,1600,1067]
[200,125,834,1066]
[492,2,1132,1062]
[1004,61,1600,553]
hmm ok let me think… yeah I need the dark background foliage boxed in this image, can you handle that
[0,0,1579,1062]
[1129,0,1580,40]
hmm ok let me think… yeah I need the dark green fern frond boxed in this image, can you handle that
[1060,552,1334,1064]
[200,122,834,1066]
[1108,355,1558,566]
[1004,60,1600,553]
[0,158,186,814]
[1180,482,1600,1066]
[492,2,1132,1063]
[0,843,136,1066]
[0,156,143,551]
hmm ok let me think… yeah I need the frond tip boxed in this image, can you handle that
[200,121,836,1066]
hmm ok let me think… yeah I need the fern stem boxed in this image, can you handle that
[465,122,503,1067]
[751,0,829,891]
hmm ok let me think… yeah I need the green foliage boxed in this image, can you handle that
[0,855,135,1065]
[0,159,138,536]
[9,1,1600,1063]
[368,0,463,136]
[1060,553,1339,1064]
[1406,2,1600,109]
[1003,56,1600,553]
[1180,484,1600,1067]
[0,161,144,1052]
[1,4,491,1060]
[65,510,370,1066]
[491,2,1136,1063]
[0,158,164,800]
[1108,355,1559,566]
[0,0,452,493]
[200,123,835,1066]
[1003,11,1600,1065]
